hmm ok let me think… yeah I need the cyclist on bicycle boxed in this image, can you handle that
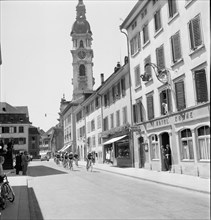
[68,152,74,170]
[86,152,93,170]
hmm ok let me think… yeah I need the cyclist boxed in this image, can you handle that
[68,152,74,170]
[74,152,79,166]
[86,152,93,171]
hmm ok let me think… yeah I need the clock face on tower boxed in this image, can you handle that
[77,50,86,59]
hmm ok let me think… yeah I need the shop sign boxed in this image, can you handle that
[174,111,193,123]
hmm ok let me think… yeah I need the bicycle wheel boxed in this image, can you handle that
[2,183,15,202]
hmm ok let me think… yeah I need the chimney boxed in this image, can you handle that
[100,73,104,84]
[114,62,121,73]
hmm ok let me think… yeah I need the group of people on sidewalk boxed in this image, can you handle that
[14,151,30,175]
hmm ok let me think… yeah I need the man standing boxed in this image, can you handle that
[21,151,29,175]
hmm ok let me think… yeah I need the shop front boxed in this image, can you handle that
[136,103,210,178]
[103,134,132,167]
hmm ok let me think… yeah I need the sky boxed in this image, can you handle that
[0,0,136,132]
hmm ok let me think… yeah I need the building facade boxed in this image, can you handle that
[120,0,210,177]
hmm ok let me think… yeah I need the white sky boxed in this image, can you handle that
[0,0,136,131]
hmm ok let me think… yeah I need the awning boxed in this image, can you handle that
[103,135,127,145]
[58,145,71,152]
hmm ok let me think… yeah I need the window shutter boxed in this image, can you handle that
[171,32,182,62]
[175,81,186,111]
[156,45,165,70]
[144,56,151,78]
[147,96,154,120]
[195,69,208,103]
[133,105,137,123]
[192,16,202,48]
[160,92,164,115]
[138,32,141,51]
[167,89,172,112]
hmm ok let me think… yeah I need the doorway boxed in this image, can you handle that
[138,136,145,168]
[160,132,170,171]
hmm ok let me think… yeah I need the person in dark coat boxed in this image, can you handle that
[15,152,22,175]
[165,144,172,172]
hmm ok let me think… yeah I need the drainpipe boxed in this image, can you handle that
[120,28,135,168]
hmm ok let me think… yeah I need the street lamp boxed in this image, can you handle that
[140,63,170,84]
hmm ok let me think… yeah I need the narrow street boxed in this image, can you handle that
[27,160,210,220]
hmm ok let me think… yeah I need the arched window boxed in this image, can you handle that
[79,64,86,76]
[180,129,194,160]
[80,40,84,48]
[150,134,159,159]
[197,126,210,160]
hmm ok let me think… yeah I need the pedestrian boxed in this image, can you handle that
[21,151,29,175]
[74,152,79,166]
[161,145,168,171]
[15,152,22,175]
[165,144,172,172]
[0,156,5,184]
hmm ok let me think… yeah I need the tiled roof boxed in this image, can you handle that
[0,102,29,116]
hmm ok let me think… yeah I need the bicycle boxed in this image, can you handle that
[0,174,15,209]
[86,159,93,172]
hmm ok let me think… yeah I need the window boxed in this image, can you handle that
[143,23,149,44]
[91,119,95,132]
[160,89,172,115]
[144,56,152,80]
[95,97,99,109]
[19,126,24,133]
[141,8,147,19]
[79,40,84,48]
[87,121,91,133]
[147,94,154,120]
[103,117,109,131]
[116,82,121,99]
[104,92,109,107]
[116,110,120,127]
[134,65,141,87]
[197,126,210,160]
[92,135,96,147]
[110,114,114,129]
[168,0,177,18]
[154,9,162,32]
[156,44,165,70]
[171,31,182,63]
[79,64,86,76]
[19,138,26,145]
[97,115,101,129]
[2,127,9,133]
[121,78,126,97]
[180,129,194,160]
[132,21,137,30]
[130,32,141,56]
[85,105,90,115]
[133,100,144,123]
[90,101,94,113]
[98,133,102,145]
[188,15,203,51]
[194,69,208,103]
[175,80,186,111]
[150,135,159,159]
[122,106,127,124]
[112,87,116,103]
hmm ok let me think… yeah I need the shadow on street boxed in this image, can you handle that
[28,165,68,177]
[28,187,44,220]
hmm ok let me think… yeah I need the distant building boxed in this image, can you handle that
[28,126,40,158]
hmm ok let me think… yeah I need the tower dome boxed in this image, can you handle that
[71,0,92,35]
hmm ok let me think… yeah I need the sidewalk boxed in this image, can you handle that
[79,161,210,194]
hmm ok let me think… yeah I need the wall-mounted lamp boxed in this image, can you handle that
[140,63,170,84]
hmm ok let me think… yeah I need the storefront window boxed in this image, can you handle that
[116,142,130,158]
[180,129,194,160]
[197,126,210,160]
[150,135,159,160]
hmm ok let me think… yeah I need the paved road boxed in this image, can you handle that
[27,160,210,220]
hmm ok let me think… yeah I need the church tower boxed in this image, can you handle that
[70,0,94,101]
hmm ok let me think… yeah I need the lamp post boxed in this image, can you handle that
[140,63,171,85]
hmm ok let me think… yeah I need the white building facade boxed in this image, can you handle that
[120,0,210,177]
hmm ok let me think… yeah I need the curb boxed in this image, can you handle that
[81,164,210,195]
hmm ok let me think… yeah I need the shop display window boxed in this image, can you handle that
[180,129,194,160]
[197,126,210,160]
[116,142,130,158]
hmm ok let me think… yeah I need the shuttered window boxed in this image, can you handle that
[189,15,203,50]
[156,45,165,70]
[134,65,141,87]
[175,81,186,111]
[147,95,154,120]
[168,0,177,18]
[171,31,182,63]
[154,9,162,32]
[130,32,141,55]
[160,89,172,115]
[143,24,149,44]
[144,56,152,80]
[133,104,137,123]
[195,69,208,103]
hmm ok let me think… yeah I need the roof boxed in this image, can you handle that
[0,102,29,116]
